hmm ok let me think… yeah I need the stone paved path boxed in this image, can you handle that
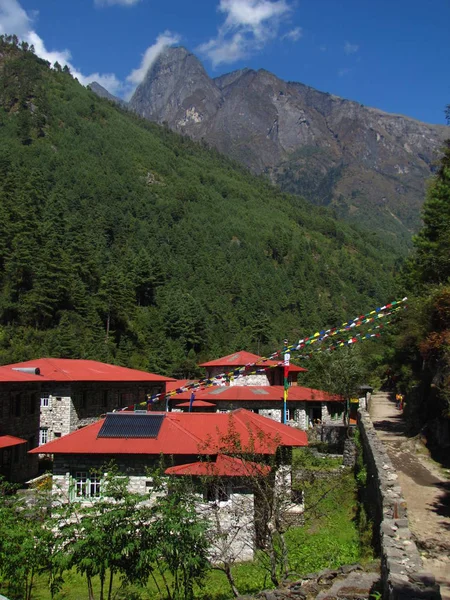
[369,391,450,599]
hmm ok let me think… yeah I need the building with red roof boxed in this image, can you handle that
[31,409,307,496]
[199,351,307,387]
[0,359,173,481]
[195,350,345,428]
[0,366,50,481]
[0,435,28,482]
[167,381,344,430]
[161,351,341,429]
[160,352,343,429]
[33,408,307,560]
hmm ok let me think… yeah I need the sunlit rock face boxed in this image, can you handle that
[129,46,449,240]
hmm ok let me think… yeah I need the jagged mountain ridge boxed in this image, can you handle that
[127,47,449,243]
[88,81,127,107]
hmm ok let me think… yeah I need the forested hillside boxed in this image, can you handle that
[0,37,401,376]
[387,123,450,444]
[128,47,448,248]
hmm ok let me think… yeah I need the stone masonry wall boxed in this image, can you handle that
[357,408,441,599]
[52,454,256,561]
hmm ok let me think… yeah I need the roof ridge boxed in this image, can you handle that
[167,413,209,448]
[43,357,74,381]
[233,408,307,443]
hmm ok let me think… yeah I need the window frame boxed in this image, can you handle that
[39,427,48,445]
[71,471,102,500]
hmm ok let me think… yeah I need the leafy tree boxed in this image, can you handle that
[149,476,210,600]
[408,136,450,286]
[303,346,368,423]
[0,479,55,600]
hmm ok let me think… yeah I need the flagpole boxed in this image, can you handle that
[283,339,290,424]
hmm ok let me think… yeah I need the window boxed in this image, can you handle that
[15,395,21,417]
[39,428,48,445]
[291,488,304,505]
[2,449,11,465]
[290,470,303,505]
[40,396,49,407]
[120,392,135,406]
[30,393,36,414]
[54,432,61,438]
[73,472,101,499]
[204,482,229,503]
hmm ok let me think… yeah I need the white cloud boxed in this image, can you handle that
[126,30,180,86]
[198,0,294,67]
[94,0,141,6]
[338,67,351,77]
[282,26,302,41]
[0,0,31,36]
[0,0,123,95]
[344,41,359,55]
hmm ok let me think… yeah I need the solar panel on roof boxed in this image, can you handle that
[98,413,165,438]
[251,389,269,395]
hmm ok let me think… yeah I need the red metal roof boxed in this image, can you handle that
[172,385,341,403]
[0,435,27,449]
[166,379,198,392]
[199,351,307,372]
[1,358,172,383]
[0,366,50,382]
[165,454,271,477]
[175,400,216,407]
[30,409,307,456]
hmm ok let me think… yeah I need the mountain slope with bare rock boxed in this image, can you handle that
[128,47,449,246]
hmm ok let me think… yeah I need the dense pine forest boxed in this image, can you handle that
[0,37,401,376]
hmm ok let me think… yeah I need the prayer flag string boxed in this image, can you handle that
[143,297,407,406]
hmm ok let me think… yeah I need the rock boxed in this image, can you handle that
[129,47,449,243]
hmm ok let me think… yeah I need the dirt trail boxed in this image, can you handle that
[369,392,450,599]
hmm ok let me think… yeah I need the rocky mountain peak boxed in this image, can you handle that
[88,81,126,106]
[129,46,222,126]
[129,47,449,243]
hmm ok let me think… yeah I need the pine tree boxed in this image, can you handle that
[410,118,450,286]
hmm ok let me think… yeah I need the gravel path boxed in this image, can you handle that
[369,392,450,599]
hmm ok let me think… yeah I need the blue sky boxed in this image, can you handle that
[1,0,449,124]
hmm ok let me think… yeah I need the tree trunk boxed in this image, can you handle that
[224,564,240,598]
[107,569,114,600]
[99,570,105,600]
[279,531,289,580]
[267,528,279,587]
[87,576,95,600]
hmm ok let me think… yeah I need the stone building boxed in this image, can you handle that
[0,435,29,483]
[164,351,343,429]
[0,366,49,481]
[2,358,173,448]
[32,409,308,558]
[199,351,307,387]
[170,384,344,429]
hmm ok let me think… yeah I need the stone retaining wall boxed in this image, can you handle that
[357,407,441,599]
